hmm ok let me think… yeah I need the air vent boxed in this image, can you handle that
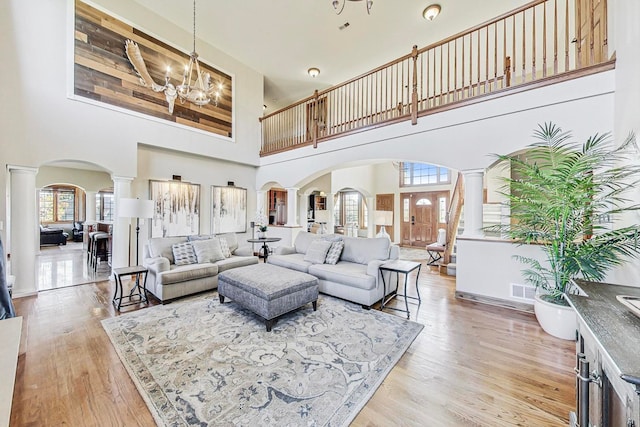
[339,22,350,30]
[511,283,536,301]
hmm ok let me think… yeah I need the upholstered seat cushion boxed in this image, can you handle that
[158,263,219,286]
[215,255,259,273]
[308,262,375,290]
[267,253,313,272]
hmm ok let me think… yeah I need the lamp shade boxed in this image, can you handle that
[314,210,330,223]
[118,198,154,219]
[374,210,393,226]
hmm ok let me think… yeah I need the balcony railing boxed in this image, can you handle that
[260,0,612,156]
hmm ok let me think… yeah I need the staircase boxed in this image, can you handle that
[443,203,505,276]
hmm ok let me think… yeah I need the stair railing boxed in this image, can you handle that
[444,172,464,264]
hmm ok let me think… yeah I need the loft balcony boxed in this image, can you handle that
[259,0,612,157]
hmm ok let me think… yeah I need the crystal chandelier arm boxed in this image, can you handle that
[333,0,346,15]
[124,40,165,92]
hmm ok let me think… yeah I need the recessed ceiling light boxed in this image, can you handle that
[308,67,320,78]
[423,4,441,21]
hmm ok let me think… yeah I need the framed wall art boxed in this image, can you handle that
[211,186,247,234]
[150,180,200,238]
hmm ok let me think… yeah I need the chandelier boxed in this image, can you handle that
[333,0,373,15]
[125,0,221,114]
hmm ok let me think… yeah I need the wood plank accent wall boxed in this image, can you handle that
[73,1,233,137]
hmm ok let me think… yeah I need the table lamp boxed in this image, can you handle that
[374,210,393,240]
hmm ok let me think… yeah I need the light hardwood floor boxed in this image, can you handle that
[10,264,575,426]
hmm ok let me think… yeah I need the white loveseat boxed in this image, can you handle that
[143,233,258,303]
[267,231,399,307]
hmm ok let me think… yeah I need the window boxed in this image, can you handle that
[39,186,77,223]
[400,162,450,186]
[336,191,368,228]
[96,191,114,221]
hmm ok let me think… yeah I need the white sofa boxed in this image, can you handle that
[143,233,258,303]
[267,231,399,307]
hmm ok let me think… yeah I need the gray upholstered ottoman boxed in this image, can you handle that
[218,263,319,331]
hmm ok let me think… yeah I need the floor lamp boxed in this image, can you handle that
[374,210,393,240]
[118,198,154,266]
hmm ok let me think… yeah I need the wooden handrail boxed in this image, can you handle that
[260,0,611,156]
[444,173,464,264]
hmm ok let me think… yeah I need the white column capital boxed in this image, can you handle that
[461,168,485,177]
[285,187,299,192]
[111,175,134,184]
[7,164,38,175]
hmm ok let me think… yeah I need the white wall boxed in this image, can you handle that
[456,237,546,305]
[133,145,257,261]
[36,166,112,192]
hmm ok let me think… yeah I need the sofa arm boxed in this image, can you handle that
[367,259,387,277]
[274,246,296,255]
[143,256,170,274]
[389,245,400,260]
[233,245,253,257]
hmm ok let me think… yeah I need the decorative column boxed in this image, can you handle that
[8,165,38,298]
[299,193,309,231]
[256,190,267,217]
[85,191,97,222]
[111,176,133,269]
[461,169,485,238]
[326,192,335,234]
[285,187,299,227]
[366,196,375,238]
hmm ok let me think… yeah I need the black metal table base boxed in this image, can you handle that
[379,261,422,319]
[112,266,149,311]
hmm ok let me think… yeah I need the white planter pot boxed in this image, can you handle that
[534,295,577,341]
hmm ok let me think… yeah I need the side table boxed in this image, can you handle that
[112,265,148,311]
[379,260,422,319]
[247,237,282,263]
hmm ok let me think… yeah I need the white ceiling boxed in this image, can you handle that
[130,0,529,113]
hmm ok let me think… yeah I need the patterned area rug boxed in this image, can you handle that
[102,293,423,426]
[399,246,429,261]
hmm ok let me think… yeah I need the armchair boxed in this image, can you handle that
[72,221,84,242]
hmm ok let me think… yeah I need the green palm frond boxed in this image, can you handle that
[490,123,640,295]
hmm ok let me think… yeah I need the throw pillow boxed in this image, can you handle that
[190,238,225,263]
[172,242,197,266]
[324,240,344,265]
[303,239,333,264]
[219,237,232,258]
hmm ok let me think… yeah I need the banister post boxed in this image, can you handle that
[312,90,319,149]
[411,45,418,125]
[505,56,511,87]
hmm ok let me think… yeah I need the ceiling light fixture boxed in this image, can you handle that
[423,4,441,21]
[308,67,320,78]
[125,0,222,114]
[333,0,373,15]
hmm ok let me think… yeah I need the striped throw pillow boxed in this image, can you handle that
[324,240,344,265]
[172,242,197,266]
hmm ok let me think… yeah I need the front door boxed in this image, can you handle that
[400,191,448,247]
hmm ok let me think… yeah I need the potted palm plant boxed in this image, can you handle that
[491,123,640,340]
